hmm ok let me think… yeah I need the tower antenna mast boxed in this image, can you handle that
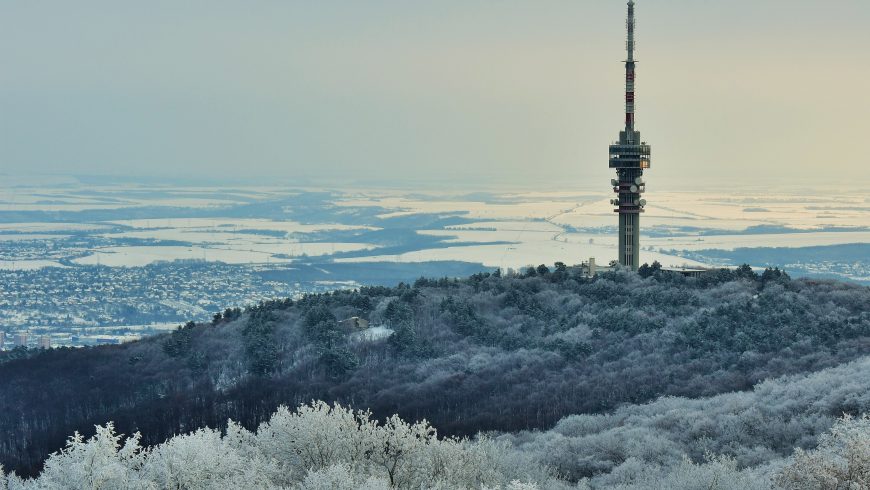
[608,0,651,270]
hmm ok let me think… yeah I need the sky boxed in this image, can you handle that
[1,0,868,189]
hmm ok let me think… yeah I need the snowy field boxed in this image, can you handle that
[648,231,870,252]
[0,222,113,233]
[0,260,67,270]
[73,242,375,267]
[72,246,296,267]
[108,218,374,233]
[336,242,707,270]
[0,182,868,271]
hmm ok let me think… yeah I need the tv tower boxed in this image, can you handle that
[608,0,650,270]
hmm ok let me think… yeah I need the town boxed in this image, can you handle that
[0,261,353,349]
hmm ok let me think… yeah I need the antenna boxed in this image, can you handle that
[608,0,651,271]
[626,1,635,63]
[624,0,636,133]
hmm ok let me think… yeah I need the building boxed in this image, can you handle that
[339,317,370,330]
[587,257,597,276]
[661,267,712,278]
[38,335,51,349]
[608,0,651,271]
[0,331,5,350]
[14,332,28,348]
[578,257,618,277]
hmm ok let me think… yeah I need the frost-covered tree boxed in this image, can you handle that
[139,426,276,489]
[502,357,870,482]
[3,365,869,490]
[582,454,770,490]
[775,414,870,490]
[31,423,147,490]
[255,401,376,478]
[297,464,390,490]
[253,401,554,489]
[1,402,554,489]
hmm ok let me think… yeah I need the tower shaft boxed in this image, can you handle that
[608,0,650,270]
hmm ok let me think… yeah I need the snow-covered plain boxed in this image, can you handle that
[109,218,375,233]
[72,246,290,267]
[0,222,112,233]
[336,234,706,270]
[73,242,374,267]
[0,234,66,241]
[648,231,870,252]
[0,260,66,270]
[1,183,868,270]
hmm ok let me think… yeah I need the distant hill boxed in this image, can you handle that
[1,265,868,478]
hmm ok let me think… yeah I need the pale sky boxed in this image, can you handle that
[1,1,868,188]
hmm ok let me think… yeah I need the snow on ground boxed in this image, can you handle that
[0,185,251,211]
[349,326,394,343]
[338,190,869,234]
[0,260,66,270]
[72,246,295,267]
[208,242,375,257]
[648,231,870,251]
[109,218,376,233]
[445,220,565,233]
[421,229,560,244]
[106,229,283,244]
[72,242,375,267]
[337,234,705,270]
[0,234,67,241]
[0,203,142,212]
[551,191,870,231]
[0,223,113,233]
[3,185,868,271]
[336,196,583,221]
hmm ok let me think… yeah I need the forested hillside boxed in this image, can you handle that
[3,360,869,488]
[1,265,869,481]
[504,355,870,485]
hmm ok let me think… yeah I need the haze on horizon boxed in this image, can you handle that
[1,0,868,188]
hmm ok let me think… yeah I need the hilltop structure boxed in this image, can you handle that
[608,0,651,270]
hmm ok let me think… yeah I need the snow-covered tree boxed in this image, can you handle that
[7,401,863,489]
[139,426,275,489]
[582,454,769,490]
[255,401,378,478]
[775,414,870,489]
[32,423,147,490]
[1,402,555,489]
[297,464,390,490]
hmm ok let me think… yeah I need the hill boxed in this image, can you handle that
[4,354,870,488]
[1,265,868,478]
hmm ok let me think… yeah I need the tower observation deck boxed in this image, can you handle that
[608,0,650,270]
